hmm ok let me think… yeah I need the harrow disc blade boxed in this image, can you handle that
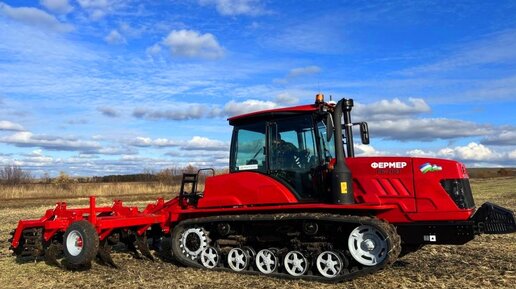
[135,234,154,261]
[97,241,118,269]
[44,243,64,268]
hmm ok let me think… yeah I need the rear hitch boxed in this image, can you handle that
[471,202,516,234]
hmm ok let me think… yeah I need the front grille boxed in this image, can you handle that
[440,179,475,209]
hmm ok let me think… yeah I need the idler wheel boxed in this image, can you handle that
[348,225,388,266]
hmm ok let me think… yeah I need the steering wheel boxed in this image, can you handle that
[294,149,310,168]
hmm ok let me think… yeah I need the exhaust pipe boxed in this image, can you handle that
[330,98,354,204]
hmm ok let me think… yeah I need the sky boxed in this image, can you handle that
[0,0,515,177]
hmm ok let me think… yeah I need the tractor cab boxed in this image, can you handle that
[227,95,369,203]
[229,112,329,200]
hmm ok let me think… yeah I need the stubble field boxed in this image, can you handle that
[0,177,514,289]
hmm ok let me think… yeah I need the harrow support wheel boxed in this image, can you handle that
[63,220,99,268]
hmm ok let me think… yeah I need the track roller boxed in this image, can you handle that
[255,249,278,274]
[315,251,344,278]
[227,248,250,272]
[199,246,220,269]
[283,250,309,276]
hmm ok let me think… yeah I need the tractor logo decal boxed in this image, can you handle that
[419,162,442,174]
[370,162,407,169]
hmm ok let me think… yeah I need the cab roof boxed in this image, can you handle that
[228,104,318,125]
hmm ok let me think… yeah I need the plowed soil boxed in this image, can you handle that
[1,178,514,289]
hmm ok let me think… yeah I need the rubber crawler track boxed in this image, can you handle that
[171,213,401,283]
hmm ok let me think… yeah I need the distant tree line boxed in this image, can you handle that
[0,164,228,185]
[0,165,32,185]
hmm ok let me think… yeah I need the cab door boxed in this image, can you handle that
[267,115,324,201]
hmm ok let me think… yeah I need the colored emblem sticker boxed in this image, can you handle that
[419,162,442,174]
[340,182,348,194]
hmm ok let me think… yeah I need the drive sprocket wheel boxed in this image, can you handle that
[179,227,209,260]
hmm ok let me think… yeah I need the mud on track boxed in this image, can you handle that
[0,178,514,289]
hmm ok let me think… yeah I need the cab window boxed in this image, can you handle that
[231,122,266,172]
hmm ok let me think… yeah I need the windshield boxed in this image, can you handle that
[317,119,335,161]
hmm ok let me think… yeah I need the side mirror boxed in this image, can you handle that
[325,113,334,142]
[359,122,370,144]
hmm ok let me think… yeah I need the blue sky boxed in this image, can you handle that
[0,0,515,176]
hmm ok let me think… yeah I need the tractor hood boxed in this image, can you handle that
[346,156,469,180]
[346,156,475,214]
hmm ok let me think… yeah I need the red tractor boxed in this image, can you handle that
[9,95,516,281]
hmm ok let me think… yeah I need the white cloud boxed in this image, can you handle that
[224,99,278,117]
[351,98,496,142]
[400,29,516,75]
[118,22,145,38]
[406,149,435,157]
[40,0,73,14]
[0,2,73,32]
[0,131,101,152]
[267,14,347,54]
[97,146,137,155]
[130,136,181,148]
[130,136,228,151]
[133,103,222,121]
[199,0,267,16]
[355,144,385,156]
[132,99,280,120]
[97,106,120,117]
[76,0,117,20]
[104,29,126,45]
[287,65,321,78]
[274,92,299,105]
[369,118,491,141]
[182,136,228,151]
[66,119,88,125]
[355,98,431,121]
[0,120,25,131]
[481,128,516,146]
[275,66,322,83]
[447,142,500,161]
[146,43,162,56]
[162,29,225,59]
[509,149,516,160]
[409,142,504,162]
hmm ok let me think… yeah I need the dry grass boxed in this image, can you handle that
[0,182,180,200]
[0,177,514,289]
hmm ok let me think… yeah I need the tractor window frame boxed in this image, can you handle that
[229,121,267,173]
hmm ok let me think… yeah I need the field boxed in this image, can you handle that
[0,177,514,289]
